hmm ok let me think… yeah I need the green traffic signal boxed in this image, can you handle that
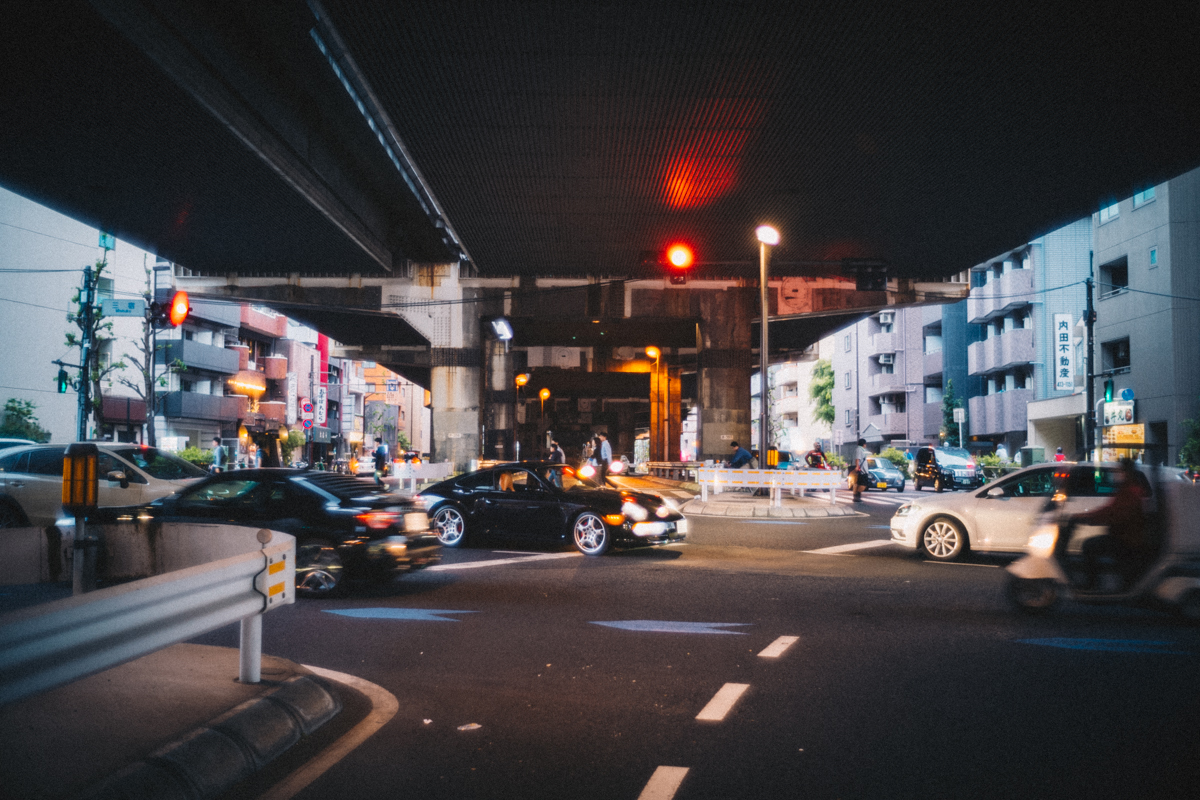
[1104,379,1114,403]
[56,368,69,393]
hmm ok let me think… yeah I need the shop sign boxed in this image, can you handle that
[1102,423,1144,445]
[1053,313,1074,391]
[1102,400,1134,427]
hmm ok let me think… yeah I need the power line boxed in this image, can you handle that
[0,220,97,249]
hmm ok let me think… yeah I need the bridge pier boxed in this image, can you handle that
[430,348,482,472]
[697,287,755,463]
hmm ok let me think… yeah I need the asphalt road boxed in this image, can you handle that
[192,494,1200,800]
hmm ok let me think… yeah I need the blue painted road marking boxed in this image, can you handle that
[326,608,477,622]
[592,620,751,634]
[1018,638,1191,654]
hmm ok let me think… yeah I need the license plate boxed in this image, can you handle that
[877,482,887,489]
[675,519,688,535]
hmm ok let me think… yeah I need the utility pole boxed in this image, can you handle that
[1084,273,1096,461]
[77,265,93,442]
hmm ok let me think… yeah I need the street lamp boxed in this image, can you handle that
[539,388,551,421]
[756,225,779,467]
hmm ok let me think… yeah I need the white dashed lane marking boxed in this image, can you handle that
[426,552,582,571]
[695,682,750,722]
[637,766,690,800]
[803,539,896,555]
[758,635,799,658]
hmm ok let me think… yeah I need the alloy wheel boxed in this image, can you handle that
[433,506,467,547]
[573,512,610,556]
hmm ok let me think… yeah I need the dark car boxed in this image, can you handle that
[912,446,982,492]
[420,462,688,556]
[143,469,440,596]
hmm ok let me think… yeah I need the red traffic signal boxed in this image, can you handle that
[168,291,190,326]
[665,243,694,270]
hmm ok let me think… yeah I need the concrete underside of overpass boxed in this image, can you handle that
[182,270,965,468]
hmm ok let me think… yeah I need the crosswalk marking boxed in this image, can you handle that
[804,539,896,555]
[758,635,799,658]
[696,682,750,721]
[638,767,690,800]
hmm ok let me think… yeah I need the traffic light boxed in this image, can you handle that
[1104,379,1114,402]
[151,290,190,327]
[664,242,693,284]
[56,368,69,393]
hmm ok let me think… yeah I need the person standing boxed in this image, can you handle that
[804,442,827,469]
[851,438,870,501]
[596,432,613,484]
[372,437,388,487]
[210,437,227,474]
[549,440,566,464]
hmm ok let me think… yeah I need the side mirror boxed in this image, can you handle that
[986,487,1005,499]
[106,470,130,489]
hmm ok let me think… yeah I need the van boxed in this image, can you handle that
[913,446,982,492]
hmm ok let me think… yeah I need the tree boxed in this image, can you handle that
[1179,400,1200,469]
[397,431,412,452]
[64,258,125,437]
[114,264,184,446]
[809,359,835,426]
[0,399,51,442]
[940,379,967,444]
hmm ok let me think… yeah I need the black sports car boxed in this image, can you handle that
[420,462,688,556]
[142,469,440,596]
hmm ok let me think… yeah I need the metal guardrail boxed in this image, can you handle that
[392,461,455,492]
[0,530,294,706]
[644,462,700,481]
[696,467,844,507]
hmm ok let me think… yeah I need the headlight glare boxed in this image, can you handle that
[621,501,648,521]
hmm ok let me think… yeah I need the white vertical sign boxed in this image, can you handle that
[315,385,328,425]
[286,373,298,425]
[1054,313,1075,392]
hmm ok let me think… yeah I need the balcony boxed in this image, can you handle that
[160,391,243,423]
[262,355,288,381]
[967,327,1034,376]
[866,412,908,437]
[187,299,241,328]
[967,269,1034,323]
[923,349,943,379]
[160,340,240,375]
[241,306,288,338]
[869,331,898,356]
[868,371,904,396]
[968,389,1034,436]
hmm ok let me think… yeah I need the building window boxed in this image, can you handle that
[1133,186,1156,208]
[844,334,851,352]
[1149,247,1158,268]
[97,277,115,301]
[1099,202,1120,224]
[925,385,943,404]
[844,371,851,389]
[845,409,851,427]
[1102,338,1131,373]
[879,362,894,375]
[1099,257,1129,297]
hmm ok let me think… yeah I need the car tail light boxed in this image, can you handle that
[356,511,399,530]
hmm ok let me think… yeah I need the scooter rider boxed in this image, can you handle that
[1058,458,1149,590]
[804,442,827,469]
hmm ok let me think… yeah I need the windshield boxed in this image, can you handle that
[935,448,974,466]
[111,447,208,480]
[539,464,602,491]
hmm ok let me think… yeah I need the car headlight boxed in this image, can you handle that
[621,501,648,522]
[632,521,669,536]
[893,503,913,518]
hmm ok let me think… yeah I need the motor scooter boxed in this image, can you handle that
[1005,475,1200,622]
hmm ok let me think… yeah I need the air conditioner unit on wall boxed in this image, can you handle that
[879,353,895,364]
[878,312,894,324]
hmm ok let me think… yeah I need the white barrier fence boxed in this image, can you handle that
[696,468,845,507]
[392,461,455,492]
[0,528,294,705]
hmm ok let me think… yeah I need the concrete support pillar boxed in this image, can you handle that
[430,348,482,472]
[483,339,515,462]
[650,362,682,461]
[697,287,755,463]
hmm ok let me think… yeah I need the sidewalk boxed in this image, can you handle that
[0,643,361,800]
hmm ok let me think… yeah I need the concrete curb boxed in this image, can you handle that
[78,675,342,800]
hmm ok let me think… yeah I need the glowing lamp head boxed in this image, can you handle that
[756,225,780,246]
[645,346,661,360]
[515,373,530,388]
[538,388,551,401]
[666,243,694,269]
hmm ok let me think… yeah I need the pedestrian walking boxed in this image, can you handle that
[549,440,566,464]
[372,437,389,487]
[851,438,869,501]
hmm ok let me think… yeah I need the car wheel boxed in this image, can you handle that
[295,542,346,597]
[920,517,966,561]
[572,512,610,556]
[0,501,27,529]
[1006,576,1059,614]
[934,474,944,492]
[913,477,922,491]
[897,481,906,493]
[432,505,468,547]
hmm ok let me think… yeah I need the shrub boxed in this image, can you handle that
[178,446,213,467]
[879,447,910,477]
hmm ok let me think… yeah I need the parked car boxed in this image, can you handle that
[861,456,906,492]
[912,446,982,492]
[420,462,687,556]
[0,442,207,529]
[0,438,37,452]
[891,461,1189,561]
[142,468,439,596]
